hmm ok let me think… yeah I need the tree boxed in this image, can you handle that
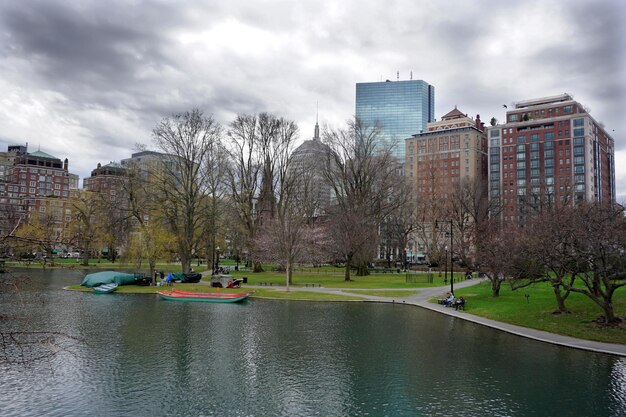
[69,191,106,266]
[505,204,576,314]
[559,203,625,324]
[152,109,222,273]
[506,202,626,323]
[322,118,402,281]
[379,180,416,268]
[474,219,511,297]
[225,113,299,273]
[252,141,330,290]
[449,177,492,269]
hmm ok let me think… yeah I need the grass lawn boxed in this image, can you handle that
[250,289,364,301]
[453,281,626,345]
[343,289,420,298]
[227,269,461,289]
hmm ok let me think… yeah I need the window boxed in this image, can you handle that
[517,152,526,161]
[544,132,554,141]
[516,144,525,152]
[517,161,526,169]
[509,114,518,122]
[573,118,584,127]
[574,156,585,165]
[490,130,500,137]
[531,134,540,141]
[531,169,540,177]
[545,149,554,158]
[517,136,526,143]
[573,137,584,145]
[564,105,573,113]
[544,159,554,167]
[573,128,584,137]
[544,141,554,149]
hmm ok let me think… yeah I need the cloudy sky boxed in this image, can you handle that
[1,0,624,199]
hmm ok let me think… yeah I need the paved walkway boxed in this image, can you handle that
[243,278,626,357]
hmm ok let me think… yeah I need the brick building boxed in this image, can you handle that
[487,94,616,223]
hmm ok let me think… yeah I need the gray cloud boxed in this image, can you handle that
[0,0,624,197]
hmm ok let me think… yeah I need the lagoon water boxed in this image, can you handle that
[0,268,624,416]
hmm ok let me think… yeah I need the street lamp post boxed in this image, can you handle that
[444,246,448,284]
[215,246,220,274]
[437,220,454,294]
[449,220,454,295]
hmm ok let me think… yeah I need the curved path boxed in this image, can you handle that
[244,278,626,357]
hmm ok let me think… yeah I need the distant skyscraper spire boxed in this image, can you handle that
[314,101,320,141]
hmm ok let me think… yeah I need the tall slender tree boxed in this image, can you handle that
[152,109,222,273]
[322,118,402,281]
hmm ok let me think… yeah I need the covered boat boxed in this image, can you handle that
[80,271,137,288]
[93,283,118,294]
[157,289,252,303]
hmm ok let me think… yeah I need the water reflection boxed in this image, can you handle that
[0,268,624,416]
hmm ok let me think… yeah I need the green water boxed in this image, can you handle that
[0,269,624,416]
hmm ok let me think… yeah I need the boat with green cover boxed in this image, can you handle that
[157,289,252,303]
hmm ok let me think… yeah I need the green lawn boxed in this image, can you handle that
[343,289,420,298]
[453,281,626,345]
[250,289,363,301]
[228,269,461,289]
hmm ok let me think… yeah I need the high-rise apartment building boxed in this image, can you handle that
[0,146,73,240]
[487,94,615,223]
[404,108,488,262]
[356,79,435,161]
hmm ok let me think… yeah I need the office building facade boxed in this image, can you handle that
[487,94,616,223]
[356,79,435,161]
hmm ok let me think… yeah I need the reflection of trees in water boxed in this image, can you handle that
[0,270,83,366]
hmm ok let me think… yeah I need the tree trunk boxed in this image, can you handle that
[551,283,570,314]
[491,277,501,297]
[356,263,369,276]
[286,263,291,292]
[344,261,351,281]
[253,261,264,273]
[600,301,618,324]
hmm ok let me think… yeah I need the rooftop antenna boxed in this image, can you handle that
[397,70,399,81]
[410,70,413,80]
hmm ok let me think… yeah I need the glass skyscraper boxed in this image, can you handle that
[355,79,435,161]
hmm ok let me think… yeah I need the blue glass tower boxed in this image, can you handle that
[356,79,435,161]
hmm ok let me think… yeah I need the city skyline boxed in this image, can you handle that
[0,0,624,199]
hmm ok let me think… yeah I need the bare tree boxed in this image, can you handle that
[322,118,402,280]
[474,219,512,297]
[253,158,329,289]
[225,113,298,273]
[152,109,222,273]
[560,203,625,324]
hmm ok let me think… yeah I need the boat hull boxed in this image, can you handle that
[157,290,252,303]
[93,283,119,294]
